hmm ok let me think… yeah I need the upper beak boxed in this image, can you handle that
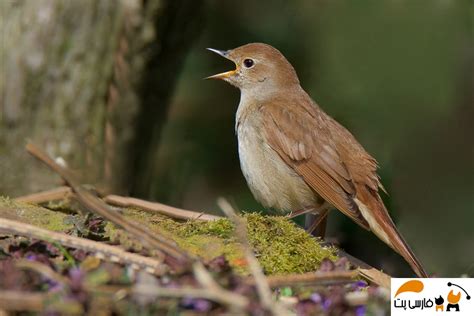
[206,48,229,58]
[205,48,237,80]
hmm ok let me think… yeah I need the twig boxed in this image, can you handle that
[245,270,358,288]
[13,186,220,221]
[358,268,391,289]
[217,198,291,316]
[25,142,192,271]
[133,284,249,309]
[0,214,167,275]
[0,291,45,311]
[14,186,72,204]
[16,260,70,285]
[104,195,221,221]
[192,261,249,308]
[193,261,222,291]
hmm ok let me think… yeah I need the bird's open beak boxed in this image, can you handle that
[205,48,238,80]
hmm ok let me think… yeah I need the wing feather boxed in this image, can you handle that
[262,97,371,229]
[260,94,427,277]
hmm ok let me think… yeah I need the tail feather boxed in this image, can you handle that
[355,186,428,278]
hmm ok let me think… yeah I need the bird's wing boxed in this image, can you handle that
[261,96,372,230]
[262,96,428,277]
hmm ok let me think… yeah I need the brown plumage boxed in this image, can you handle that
[207,43,428,277]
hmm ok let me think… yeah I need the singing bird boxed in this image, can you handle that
[206,43,427,277]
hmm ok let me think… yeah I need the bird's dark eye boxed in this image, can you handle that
[243,59,254,68]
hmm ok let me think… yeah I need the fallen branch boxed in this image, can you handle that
[0,291,45,312]
[13,186,221,222]
[104,195,221,221]
[0,213,167,275]
[26,143,192,271]
[245,270,358,288]
[133,283,248,310]
[14,186,72,204]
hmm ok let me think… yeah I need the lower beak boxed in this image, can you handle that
[205,48,237,80]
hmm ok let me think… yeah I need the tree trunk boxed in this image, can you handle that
[0,0,203,196]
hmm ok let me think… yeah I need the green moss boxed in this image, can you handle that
[0,197,72,232]
[244,213,338,274]
[103,210,245,271]
[107,209,337,275]
[160,218,234,239]
[43,198,78,214]
[104,222,146,252]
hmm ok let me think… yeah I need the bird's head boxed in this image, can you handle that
[206,43,300,96]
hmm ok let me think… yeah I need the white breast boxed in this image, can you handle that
[236,111,317,212]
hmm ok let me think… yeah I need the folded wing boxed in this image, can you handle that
[261,95,427,277]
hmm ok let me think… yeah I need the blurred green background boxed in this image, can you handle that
[152,0,473,276]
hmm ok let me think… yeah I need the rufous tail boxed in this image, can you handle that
[355,186,428,278]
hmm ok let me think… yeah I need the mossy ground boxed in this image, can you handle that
[0,198,337,275]
[107,209,338,275]
[0,197,73,232]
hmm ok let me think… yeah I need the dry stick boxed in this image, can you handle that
[14,186,72,204]
[217,198,291,316]
[16,259,71,285]
[0,215,167,275]
[358,268,391,289]
[0,291,45,312]
[13,186,220,221]
[245,270,358,288]
[25,143,192,271]
[133,283,249,309]
[104,194,221,221]
[192,261,249,309]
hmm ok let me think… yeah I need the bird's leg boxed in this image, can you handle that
[289,202,330,237]
[287,206,316,219]
[305,209,329,238]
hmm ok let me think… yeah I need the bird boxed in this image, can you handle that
[206,43,428,278]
